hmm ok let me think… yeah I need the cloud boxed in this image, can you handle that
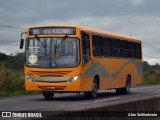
[1,0,159,26]
[131,0,145,6]
[0,0,160,64]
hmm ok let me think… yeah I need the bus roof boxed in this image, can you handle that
[28,24,141,42]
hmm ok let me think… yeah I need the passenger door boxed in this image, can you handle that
[81,32,93,91]
[82,32,91,65]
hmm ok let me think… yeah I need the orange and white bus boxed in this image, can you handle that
[20,25,142,99]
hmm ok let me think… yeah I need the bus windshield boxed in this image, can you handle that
[25,37,80,68]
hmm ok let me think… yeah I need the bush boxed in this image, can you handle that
[0,62,24,92]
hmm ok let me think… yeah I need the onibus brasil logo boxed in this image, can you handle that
[1,112,42,118]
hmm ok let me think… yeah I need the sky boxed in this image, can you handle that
[0,0,160,64]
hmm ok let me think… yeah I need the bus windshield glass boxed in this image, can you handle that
[25,37,80,68]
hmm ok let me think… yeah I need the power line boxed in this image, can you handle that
[0,24,26,33]
[144,55,160,60]
[0,28,22,32]
[0,24,25,30]
[0,44,19,46]
[0,43,19,45]
[0,41,19,45]
[143,41,160,51]
[0,41,19,44]
[0,49,24,52]
[0,48,22,51]
[0,41,20,46]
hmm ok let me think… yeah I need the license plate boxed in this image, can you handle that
[47,87,56,90]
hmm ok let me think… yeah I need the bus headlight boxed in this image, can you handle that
[68,74,81,83]
[25,75,35,82]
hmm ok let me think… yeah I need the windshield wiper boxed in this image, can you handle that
[35,35,47,57]
[35,35,40,41]
[56,34,68,48]
[35,35,46,48]
[54,34,68,58]
[54,40,57,58]
[61,34,68,44]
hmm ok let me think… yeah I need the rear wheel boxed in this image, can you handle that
[43,92,54,100]
[84,78,98,99]
[116,76,131,95]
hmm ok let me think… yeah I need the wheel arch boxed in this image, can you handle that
[127,74,131,85]
[127,74,131,80]
[94,74,100,89]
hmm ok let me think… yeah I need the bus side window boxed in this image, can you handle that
[92,35,103,57]
[103,37,112,57]
[121,40,129,58]
[129,41,136,58]
[81,32,90,65]
[135,42,142,59]
[112,39,121,58]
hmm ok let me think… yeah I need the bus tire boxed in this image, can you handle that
[43,92,54,100]
[116,76,131,95]
[84,78,98,99]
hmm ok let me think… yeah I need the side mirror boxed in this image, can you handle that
[20,39,24,49]
[20,32,26,49]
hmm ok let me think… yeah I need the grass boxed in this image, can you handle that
[0,90,40,97]
[0,62,33,97]
[142,79,160,85]
[0,62,41,97]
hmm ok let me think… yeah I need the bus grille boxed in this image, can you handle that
[29,70,72,77]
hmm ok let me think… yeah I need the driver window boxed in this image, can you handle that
[81,31,91,65]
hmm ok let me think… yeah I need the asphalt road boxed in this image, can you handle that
[0,84,160,111]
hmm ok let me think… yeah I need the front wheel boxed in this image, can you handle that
[43,92,54,100]
[116,76,131,95]
[84,78,98,99]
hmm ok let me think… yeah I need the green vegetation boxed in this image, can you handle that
[0,52,160,97]
[142,61,160,85]
[0,52,37,97]
[0,62,24,91]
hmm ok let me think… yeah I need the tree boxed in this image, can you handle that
[0,53,7,61]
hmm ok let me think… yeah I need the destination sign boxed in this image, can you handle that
[29,27,76,35]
